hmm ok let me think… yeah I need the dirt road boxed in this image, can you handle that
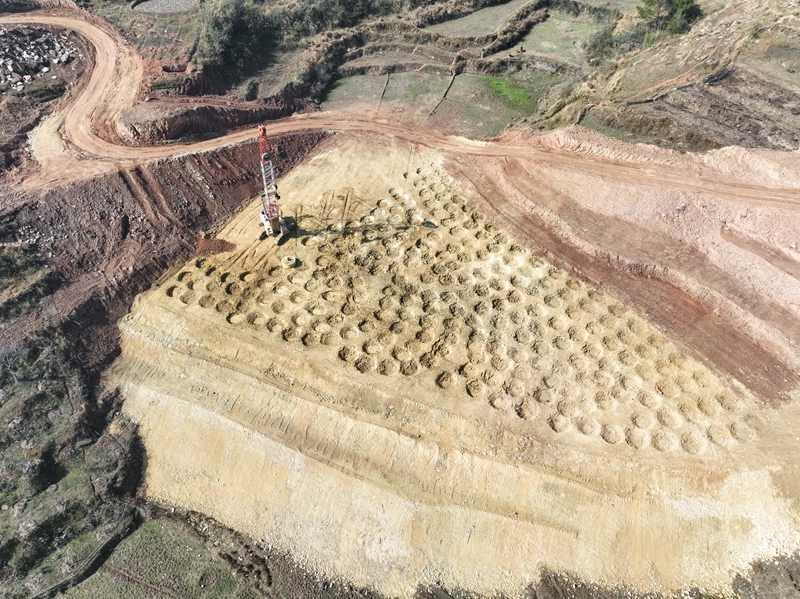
[1,8,799,406]
[2,10,800,212]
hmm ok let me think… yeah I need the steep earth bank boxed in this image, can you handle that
[119,86,318,143]
[0,131,328,371]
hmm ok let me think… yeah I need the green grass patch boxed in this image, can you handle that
[63,519,263,599]
[488,77,538,109]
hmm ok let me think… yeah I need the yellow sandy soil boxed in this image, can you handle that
[108,133,800,598]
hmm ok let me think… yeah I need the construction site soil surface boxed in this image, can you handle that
[2,6,800,599]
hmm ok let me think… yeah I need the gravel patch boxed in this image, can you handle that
[133,0,198,14]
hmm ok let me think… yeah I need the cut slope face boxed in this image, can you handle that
[110,134,800,598]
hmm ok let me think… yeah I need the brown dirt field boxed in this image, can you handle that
[2,7,800,599]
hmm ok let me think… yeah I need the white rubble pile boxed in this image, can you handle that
[0,26,83,92]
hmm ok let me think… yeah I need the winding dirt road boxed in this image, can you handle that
[2,9,800,211]
[2,8,800,404]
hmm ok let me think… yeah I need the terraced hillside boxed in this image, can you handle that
[108,133,800,598]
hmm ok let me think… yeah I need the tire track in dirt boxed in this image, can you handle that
[119,168,161,226]
[721,227,800,281]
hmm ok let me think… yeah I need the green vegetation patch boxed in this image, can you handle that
[487,76,538,109]
[0,329,139,599]
[198,0,271,75]
[63,519,263,599]
[636,0,700,34]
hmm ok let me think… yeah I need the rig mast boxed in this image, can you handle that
[258,126,287,238]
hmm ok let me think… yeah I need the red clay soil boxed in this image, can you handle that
[196,238,238,256]
[0,132,329,361]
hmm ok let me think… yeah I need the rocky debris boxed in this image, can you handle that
[0,26,82,93]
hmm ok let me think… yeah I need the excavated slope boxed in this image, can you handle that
[108,134,800,597]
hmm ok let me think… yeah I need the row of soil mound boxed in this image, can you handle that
[158,164,761,456]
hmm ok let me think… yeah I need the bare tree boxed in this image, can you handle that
[1,343,22,383]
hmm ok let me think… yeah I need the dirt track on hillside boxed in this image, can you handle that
[2,10,800,211]
[1,8,799,406]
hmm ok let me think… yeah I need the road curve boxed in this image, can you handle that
[2,10,800,210]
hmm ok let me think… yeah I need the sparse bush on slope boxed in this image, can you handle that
[198,0,276,75]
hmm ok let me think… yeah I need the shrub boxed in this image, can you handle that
[636,0,700,33]
[198,0,276,76]
[244,79,259,100]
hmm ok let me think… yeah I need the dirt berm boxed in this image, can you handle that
[119,87,318,143]
[109,133,800,599]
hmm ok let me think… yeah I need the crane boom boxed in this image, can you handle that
[258,126,287,238]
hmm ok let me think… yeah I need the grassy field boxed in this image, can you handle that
[424,0,534,37]
[322,71,557,137]
[434,72,554,136]
[514,12,601,65]
[61,519,263,599]
[378,72,453,114]
[321,74,387,110]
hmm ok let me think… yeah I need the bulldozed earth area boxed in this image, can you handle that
[109,132,800,597]
[2,5,800,597]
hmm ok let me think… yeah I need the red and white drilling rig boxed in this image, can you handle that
[257,125,288,238]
